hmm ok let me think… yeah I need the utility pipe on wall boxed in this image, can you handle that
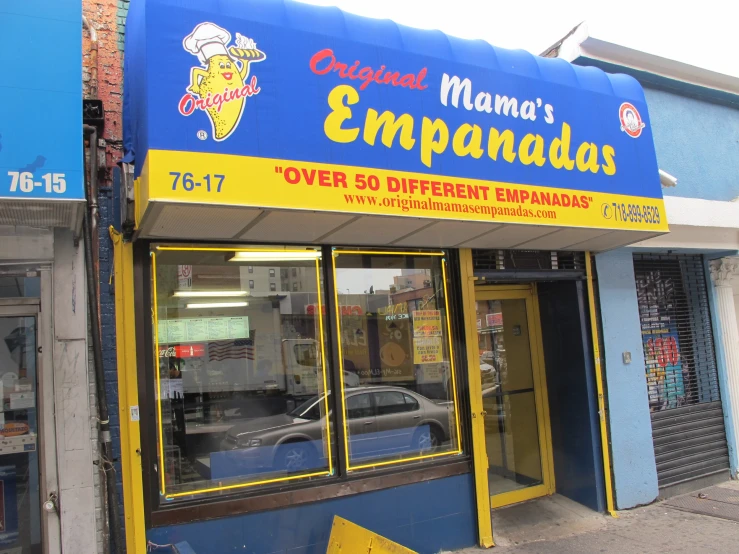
[84,125,124,554]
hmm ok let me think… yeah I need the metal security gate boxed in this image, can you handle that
[634,254,729,488]
[472,250,586,280]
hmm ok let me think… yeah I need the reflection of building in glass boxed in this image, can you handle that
[239,265,278,293]
[392,271,432,292]
[281,266,313,293]
[188,265,313,295]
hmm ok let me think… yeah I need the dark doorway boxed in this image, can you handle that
[538,280,606,512]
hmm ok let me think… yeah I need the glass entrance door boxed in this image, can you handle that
[0,312,42,553]
[474,287,554,508]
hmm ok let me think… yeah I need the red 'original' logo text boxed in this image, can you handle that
[179,75,261,117]
[310,48,428,91]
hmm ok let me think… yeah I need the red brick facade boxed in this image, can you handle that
[83,0,126,186]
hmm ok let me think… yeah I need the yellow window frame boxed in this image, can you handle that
[331,249,463,471]
[150,245,333,500]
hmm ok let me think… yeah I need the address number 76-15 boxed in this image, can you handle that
[8,171,67,194]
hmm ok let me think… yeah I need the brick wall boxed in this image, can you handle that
[83,0,129,551]
[117,1,130,53]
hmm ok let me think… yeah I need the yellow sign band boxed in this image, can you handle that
[138,150,669,233]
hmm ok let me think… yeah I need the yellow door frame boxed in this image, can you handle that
[459,249,494,548]
[460,249,559,547]
[110,228,147,554]
[474,285,556,509]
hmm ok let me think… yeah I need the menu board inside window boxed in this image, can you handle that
[158,317,250,344]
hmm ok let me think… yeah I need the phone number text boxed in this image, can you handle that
[610,203,661,224]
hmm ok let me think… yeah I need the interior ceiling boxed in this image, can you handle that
[137,202,665,252]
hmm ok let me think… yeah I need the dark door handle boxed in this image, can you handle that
[413,415,421,419]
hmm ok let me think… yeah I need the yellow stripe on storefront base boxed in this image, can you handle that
[111,227,147,554]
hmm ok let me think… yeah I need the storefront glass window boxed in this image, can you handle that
[0,315,41,552]
[0,275,40,298]
[151,246,334,500]
[332,250,462,470]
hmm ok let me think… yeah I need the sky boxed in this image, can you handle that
[297,0,737,78]
[336,268,401,294]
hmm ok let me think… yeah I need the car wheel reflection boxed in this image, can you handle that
[278,442,316,472]
[414,426,442,454]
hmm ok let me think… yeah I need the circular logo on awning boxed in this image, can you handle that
[619,102,645,138]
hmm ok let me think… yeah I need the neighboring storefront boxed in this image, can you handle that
[115,1,667,552]
[546,22,739,507]
[0,2,94,553]
[634,254,729,487]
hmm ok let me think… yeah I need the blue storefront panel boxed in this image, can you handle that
[0,0,83,201]
[147,474,476,554]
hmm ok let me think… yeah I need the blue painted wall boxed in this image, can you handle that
[147,473,477,554]
[573,57,739,202]
[595,250,659,509]
[644,87,739,202]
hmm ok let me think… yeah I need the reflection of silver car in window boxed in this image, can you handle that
[480,357,497,383]
[220,386,452,471]
[343,371,360,387]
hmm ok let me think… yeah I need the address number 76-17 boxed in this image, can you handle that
[8,171,67,194]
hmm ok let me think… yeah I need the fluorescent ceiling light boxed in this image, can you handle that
[185,301,248,309]
[173,290,248,298]
[228,251,320,262]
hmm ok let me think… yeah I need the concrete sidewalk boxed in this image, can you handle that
[451,480,739,553]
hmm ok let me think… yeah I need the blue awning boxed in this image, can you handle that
[124,0,667,247]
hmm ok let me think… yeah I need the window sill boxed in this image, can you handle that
[150,458,471,527]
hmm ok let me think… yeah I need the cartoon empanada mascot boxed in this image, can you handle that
[183,22,266,140]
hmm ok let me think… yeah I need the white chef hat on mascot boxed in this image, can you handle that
[183,22,232,65]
